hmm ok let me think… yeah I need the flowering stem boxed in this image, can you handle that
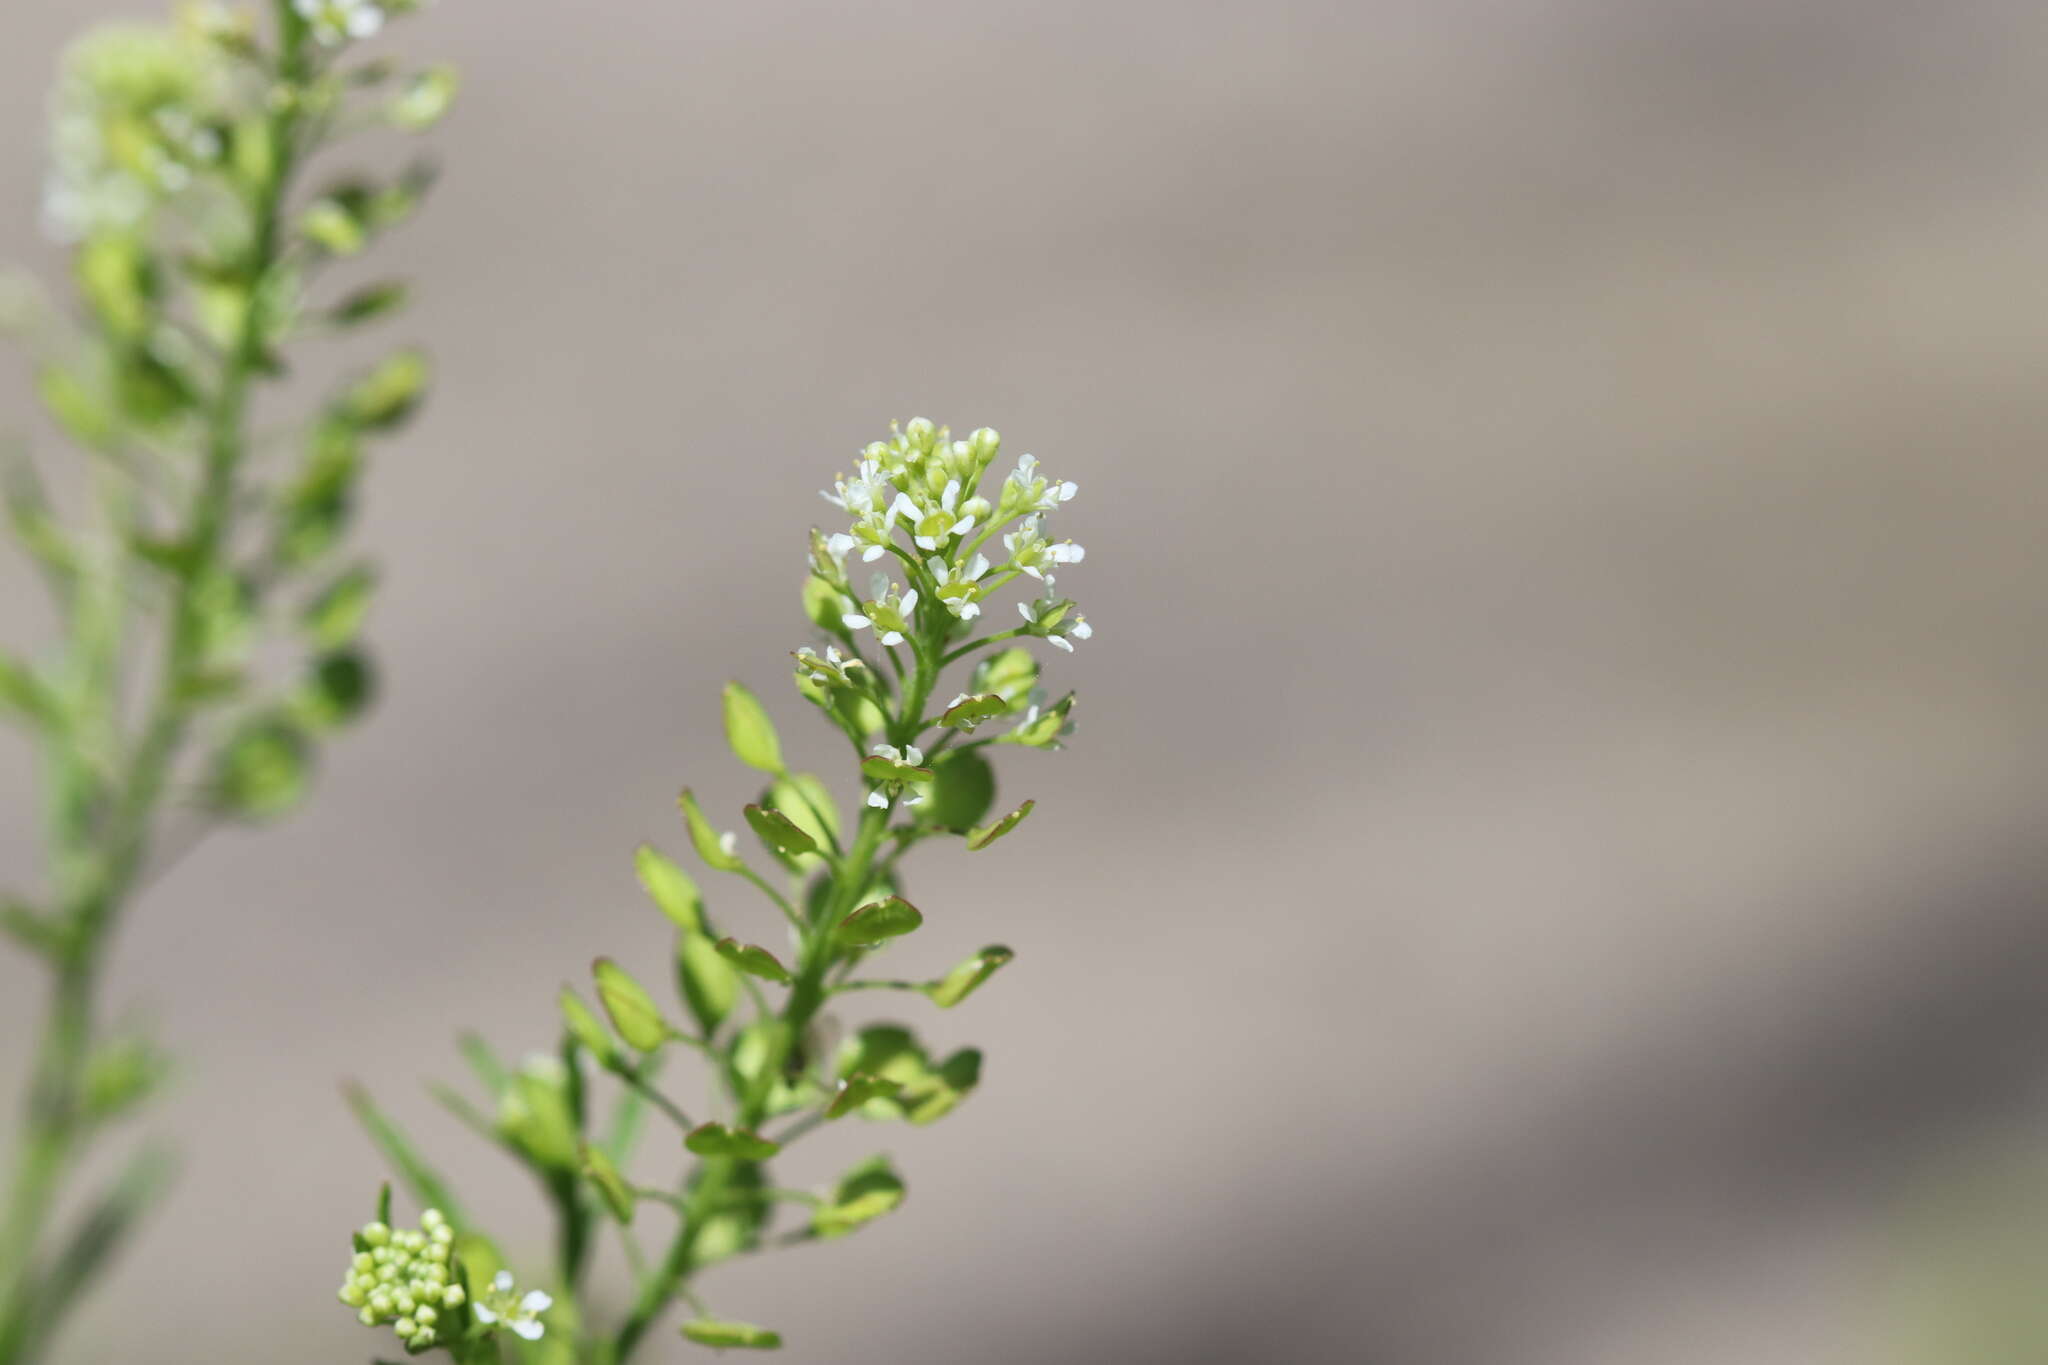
[0,13,312,1361]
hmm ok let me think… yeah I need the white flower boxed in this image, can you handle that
[1002,516,1084,583]
[294,0,384,44]
[865,744,927,808]
[1019,591,1092,651]
[891,478,978,552]
[794,644,866,687]
[842,574,919,647]
[473,1270,551,1341]
[929,552,991,620]
[1004,454,1077,514]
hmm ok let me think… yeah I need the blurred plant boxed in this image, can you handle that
[0,3,451,1360]
[339,419,1090,1360]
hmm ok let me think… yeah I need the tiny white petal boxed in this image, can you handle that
[861,545,885,562]
[493,1271,514,1293]
[511,1319,546,1341]
[521,1291,553,1313]
[718,831,738,855]
[474,1302,499,1325]
[867,790,889,808]
[1050,636,1074,652]
[959,602,980,619]
[904,745,924,765]
[842,613,872,630]
[899,590,918,613]
[1070,619,1092,639]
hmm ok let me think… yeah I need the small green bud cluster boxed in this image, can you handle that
[335,1207,465,1351]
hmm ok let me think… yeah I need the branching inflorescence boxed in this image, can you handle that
[0,3,451,1362]
[341,419,1091,1359]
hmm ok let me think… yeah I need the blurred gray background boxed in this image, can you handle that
[6,1,2048,1361]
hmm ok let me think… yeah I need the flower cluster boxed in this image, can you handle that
[43,21,228,239]
[812,418,1090,662]
[335,1207,465,1352]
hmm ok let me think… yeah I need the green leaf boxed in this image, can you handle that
[1,899,69,960]
[2,452,79,581]
[635,844,703,931]
[678,789,744,871]
[908,1049,983,1125]
[835,896,923,947]
[211,718,313,820]
[326,280,408,326]
[580,1144,635,1223]
[341,349,430,431]
[812,1155,905,1240]
[714,937,793,985]
[743,803,816,859]
[301,196,368,255]
[81,1038,170,1124]
[301,564,377,649]
[921,750,995,831]
[501,1059,581,1172]
[677,931,738,1035]
[939,692,1009,730]
[825,1073,902,1120]
[927,945,1015,1008]
[971,647,1038,708]
[0,653,62,732]
[999,692,1075,748]
[723,681,784,774]
[767,773,837,855]
[23,1145,175,1350]
[456,1033,509,1095]
[965,799,1035,852]
[292,649,377,732]
[593,958,669,1053]
[343,1083,467,1225]
[681,1320,783,1350]
[559,987,615,1064]
[859,754,933,787]
[802,575,848,631]
[683,1123,780,1160]
[37,366,115,451]
[390,65,459,131]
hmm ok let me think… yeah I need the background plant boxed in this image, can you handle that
[340,418,1090,1360]
[0,3,452,1360]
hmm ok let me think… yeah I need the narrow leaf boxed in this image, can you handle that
[580,1144,635,1224]
[681,1319,783,1350]
[683,1123,781,1160]
[635,843,703,931]
[714,937,793,985]
[835,896,923,947]
[678,789,743,871]
[593,958,669,1053]
[343,1083,467,1225]
[927,945,1015,1009]
[743,803,816,858]
[723,681,784,774]
[965,799,1035,852]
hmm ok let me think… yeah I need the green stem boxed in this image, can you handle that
[606,803,891,1363]
[0,13,309,1360]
